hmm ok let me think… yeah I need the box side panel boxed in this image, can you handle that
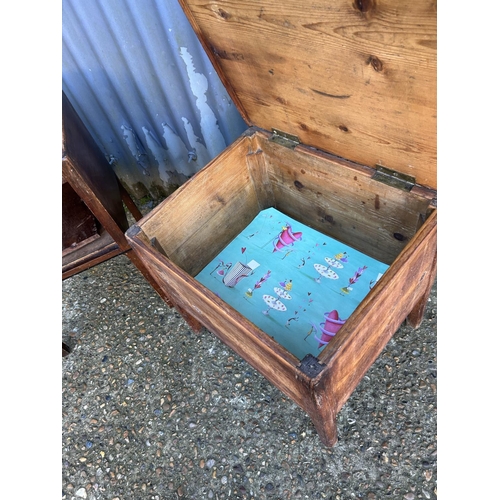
[126,234,328,417]
[318,209,437,412]
[245,131,276,211]
[260,140,431,264]
[140,136,261,276]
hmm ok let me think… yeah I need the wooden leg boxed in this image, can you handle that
[296,368,338,448]
[118,180,144,222]
[406,254,437,328]
[308,406,338,447]
[406,292,430,328]
[176,305,205,334]
[125,250,175,308]
[124,248,204,333]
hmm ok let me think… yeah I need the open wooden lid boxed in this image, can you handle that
[179,0,436,190]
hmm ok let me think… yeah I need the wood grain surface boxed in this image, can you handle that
[126,128,437,446]
[179,0,436,189]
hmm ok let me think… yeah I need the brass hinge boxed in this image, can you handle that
[270,128,300,149]
[372,165,415,191]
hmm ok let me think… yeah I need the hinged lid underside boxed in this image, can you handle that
[179,0,437,190]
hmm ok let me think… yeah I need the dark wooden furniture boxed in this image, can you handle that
[125,0,437,447]
[62,90,173,301]
[62,341,71,357]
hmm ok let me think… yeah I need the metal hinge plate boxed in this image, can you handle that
[270,128,300,149]
[373,165,415,191]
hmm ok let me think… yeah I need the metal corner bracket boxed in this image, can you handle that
[298,354,326,378]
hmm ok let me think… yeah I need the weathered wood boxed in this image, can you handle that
[178,0,437,189]
[62,90,131,279]
[62,91,175,309]
[175,304,205,335]
[62,181,100,251]
[252,131,432,264]
[62,158,130,255]
[126,129,437,446]
[62,342,71,357]
[406,250,437,328]
[127,230,319,411]
[62,231,121,279]
[317,209,437,414]
[245,132,275,211]
[139,136,261,276]
[140,129,434,272]
[126,249,175,309]
[118,178,144,222]
[62,92,128,234]
[125,1,437,446]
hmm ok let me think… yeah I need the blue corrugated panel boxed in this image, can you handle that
[62,0,247,199]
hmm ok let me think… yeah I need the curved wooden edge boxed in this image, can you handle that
[316,209,437,413]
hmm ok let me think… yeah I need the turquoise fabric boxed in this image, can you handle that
[195,208,389,360]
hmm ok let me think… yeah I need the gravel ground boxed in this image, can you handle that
[62,246,437,500]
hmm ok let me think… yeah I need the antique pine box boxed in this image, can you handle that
[126,0,437,447]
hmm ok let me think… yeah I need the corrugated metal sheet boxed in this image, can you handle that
[62,0,247,199]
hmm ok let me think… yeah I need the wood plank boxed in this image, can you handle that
[179,0,436,189]
[126,233,316,404]
[140,136,261,276]
[62,233,101,258]
[63,157,131,252]
[62,181,100,250]
[256,132,431,264]
[62,91,129,234]
[245,131,275,210]
[317,209,437,413]
[118,179,143,222]
[62,230,122,279]
[140,128,432,273]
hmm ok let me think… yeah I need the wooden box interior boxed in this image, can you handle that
[127,127,436,446]
[126,0,436,446]
[139,129,434,281]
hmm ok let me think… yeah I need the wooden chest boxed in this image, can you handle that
[126,0,436,447]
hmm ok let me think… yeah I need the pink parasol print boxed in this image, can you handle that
[272,223,303,253]
[314,310,346,348]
